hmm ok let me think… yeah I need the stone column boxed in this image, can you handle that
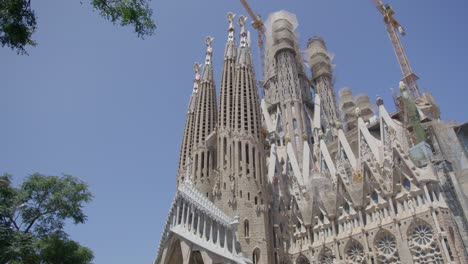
[216,222,221,247]
[175,199,181,226]
[232,228,237,254]
[423,184,432,205]
[210,219,214,242]
[182,201,187,227]
[185,204,191,229]
[203,214,207,240]
[224,225,228,249]
[191,207,196,232]
[197,213,202,236]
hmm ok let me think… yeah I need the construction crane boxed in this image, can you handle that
[239,0,266,88]
[373,0,421,98]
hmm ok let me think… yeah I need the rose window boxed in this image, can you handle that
[347,242,365,263]
[377,235,397,255]
[412,225,433,246]
[320,248,335,264]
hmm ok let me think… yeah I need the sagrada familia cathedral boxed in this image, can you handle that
[154,10,468,264]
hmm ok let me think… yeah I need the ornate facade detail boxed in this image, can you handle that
[374,230,401,264]
[318,247,335,264]
[407,220,444,263]
[345,240,366,264]
[155,9,468,264]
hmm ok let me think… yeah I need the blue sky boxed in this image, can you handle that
[1,0,467,263]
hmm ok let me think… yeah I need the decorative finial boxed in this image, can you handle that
[238,15,246,27]
[204,36,214,65]
[335,121,342,130]
[227,12,235,29]
[238,15,248,47]
[399,81,407,92]
[355,107,361,117]
[376,96,384,106]
[318,131,324,140]
[205,36,213,47]
[399,81,410,99]
[227,12,236,42]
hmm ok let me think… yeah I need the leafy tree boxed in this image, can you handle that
[0,173,94,263]
[0,0,156,54]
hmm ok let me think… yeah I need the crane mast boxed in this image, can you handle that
[239,0,266,88]
[374,0,421,98]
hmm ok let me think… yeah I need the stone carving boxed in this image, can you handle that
[319,247,335,264]
[408,220,444,263]
[374,230,401,264]
[346,240,365,264]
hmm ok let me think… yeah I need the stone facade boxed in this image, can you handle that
[155,10,468,264]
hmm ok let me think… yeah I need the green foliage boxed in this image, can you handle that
[0,173,94,263]
[92,0,156,38]
[36,234,94,264]
[0,0,37,54]
[0,0,156,54]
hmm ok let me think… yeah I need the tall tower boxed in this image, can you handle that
[191,37,218,198]
[216,12,237,203]
[263,11,314,160]
[228,15,271,264]
[307,36,339,127]
[262,11,315,262]
[176,63,200,186]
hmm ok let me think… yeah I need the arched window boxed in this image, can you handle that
[296,255,310,264]
[372,191,379,203]
[252,248,260,264]
[244,219,250,238]
[344,202,350,214]
[407,219,443,263]
[248,192,250,201]
[403,178,411,191]
[255,196,258,205]
[240,190,243,198]
[293,118,298,129]
[374,229,401,263]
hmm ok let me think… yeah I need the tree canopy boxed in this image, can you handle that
[0,0,156,54]
[0,173,94,263]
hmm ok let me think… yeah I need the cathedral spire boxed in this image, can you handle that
[202,36,214,81]
[177,63,201,185]
[191,36,218,198]
[239,15,248,48]
[227,12,235,43]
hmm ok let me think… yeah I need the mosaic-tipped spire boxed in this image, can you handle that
[202,36,214,81]
[191,37,218,197]
[188,63,201,112]
[239,15,248,48]
[177,63,202,185]
[227,12,235,42]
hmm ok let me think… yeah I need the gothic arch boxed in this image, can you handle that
[164,239,183,264]
[295,254,310,264]
[189,250,204,264]
[373,229,401,264]
[252,248,261,264]
[318,246,335,264]
[406,218,444,263]
[344,239,366,264]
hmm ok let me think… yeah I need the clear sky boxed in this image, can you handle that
[1,0,467,263]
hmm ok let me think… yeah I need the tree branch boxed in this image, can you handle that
[8,216,20,231]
